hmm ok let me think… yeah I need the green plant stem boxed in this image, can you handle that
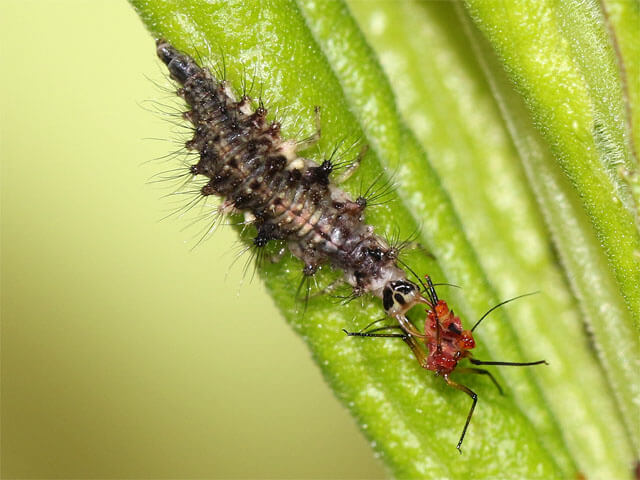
[347,1,634,477]
[461,0,640,455]
[463,0,640,331]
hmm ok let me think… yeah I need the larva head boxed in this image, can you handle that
[382,280,427,317]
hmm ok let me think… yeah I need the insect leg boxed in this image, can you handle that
[395,314,427,338]
[345,328,432,371]
[357,316,389,332]
[444,375,477,454]
[398,335,430,369]
[342,325,406,338]
[456,367,503,395]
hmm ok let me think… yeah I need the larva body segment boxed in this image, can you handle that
[156,40,428,323]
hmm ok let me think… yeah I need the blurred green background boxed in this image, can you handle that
[0,1,385,478]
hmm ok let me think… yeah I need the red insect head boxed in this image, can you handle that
[424,300,476,375]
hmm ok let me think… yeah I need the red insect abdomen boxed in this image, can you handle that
[424,300,475,375]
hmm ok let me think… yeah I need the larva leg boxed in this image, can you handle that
[269,245,288,264]
[309,277,347,299]
[296,106,322,152]
[334,145,368,184]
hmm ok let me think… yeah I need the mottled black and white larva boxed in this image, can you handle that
[156,40,429,334]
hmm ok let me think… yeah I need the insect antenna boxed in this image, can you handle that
[423,275,444,352]
[466,291,548,409]
[469,358,548,367]
[470,291,539,332]
[397,265,447,349]
[430,282,461,289]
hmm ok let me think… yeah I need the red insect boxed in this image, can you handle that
[345,275,547,453]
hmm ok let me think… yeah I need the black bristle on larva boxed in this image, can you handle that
[155,39,429,323]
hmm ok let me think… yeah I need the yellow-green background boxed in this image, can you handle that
[0,1,385,477]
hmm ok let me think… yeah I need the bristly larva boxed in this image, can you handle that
[155,39,431,331]
[154,40,548,453]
